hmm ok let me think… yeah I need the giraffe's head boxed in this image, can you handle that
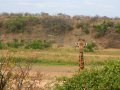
[76,39,87,49]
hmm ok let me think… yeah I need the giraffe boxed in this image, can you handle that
[76,39,86,71]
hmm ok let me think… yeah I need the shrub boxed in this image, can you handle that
[115,24,120,34]
[7,39,23,48]
[0,41,3,49]
[55,60,120,90]
[0,41,6,49]
[0,58,12,90]
[40,17,73,34]
[0,21,3,28]
[93,21,112,38]
[84,42,94,52]
[76,23,89,34]
[42,40,52,48]
[5,17,26,33]
[0,55,44,90]
[25,16,40,25]
[94,24,107,38]
[25,40,51,49]
[1,39,51,49]
[105,21,114,27]
[76,23,82,29]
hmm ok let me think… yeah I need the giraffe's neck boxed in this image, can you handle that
[79,51,84,70]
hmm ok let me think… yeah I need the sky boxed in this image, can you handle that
[0,0,120,17]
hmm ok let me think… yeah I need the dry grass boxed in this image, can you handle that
[0,48,120,66]
[0,48,120,90]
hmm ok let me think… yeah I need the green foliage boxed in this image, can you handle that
[25,16,40,25]
[5,17,26,33]
[0,21,3,28]
[0,56,77,66]
[115,24,120,34]
[84,42,94,52]
[5,16,73,34]
[0,41,3,49]
[93,21,113,38]
[76,23,89,34]
[76,23,82,29]
[55,60,120,90]
[7,39,23,48]
[0,39,51,49]
[25,40,51,49]
[94,24,107,38]
[0,40,6,49]
[40,17,73,34]
[105,21,114,27]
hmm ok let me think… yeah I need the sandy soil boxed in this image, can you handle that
[29,66,78,89]
[31,66,78,79]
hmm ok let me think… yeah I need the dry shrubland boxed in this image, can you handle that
[0,13,120,48]
[0,51,54,90]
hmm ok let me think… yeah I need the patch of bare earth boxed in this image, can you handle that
[29,66,78,89]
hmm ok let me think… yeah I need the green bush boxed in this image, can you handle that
[94,24,107,38]
[25,40,51,49]
[55,60,120,90]
[5,17,26,33]
[93,21,112,38]
[7,39,23,48]
[76,23,89,34]
[40,17,73,34]
[0,41,6,49]
[115,24,120,34]
[0,41,3,49]
[0,21,3,28]
[42,40,52,48]
[0,39,51,49]
[25,16,40,25]
[84,42,94,52]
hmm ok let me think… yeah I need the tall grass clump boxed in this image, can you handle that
[55,60,120,90]
[0,39,51,49]
[25,40,51,49]
[7,39,23,48]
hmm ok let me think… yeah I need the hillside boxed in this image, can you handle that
[0,13,120,49]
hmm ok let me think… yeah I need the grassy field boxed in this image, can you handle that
[0,48,120,89]
[0,48,120,67]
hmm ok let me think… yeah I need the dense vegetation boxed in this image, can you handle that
[2,15,73,34]
[40,17,73,34]
[55,60,120,90]
[0,13,120,90]
[93,21,114,38]
[84,42,95,52]
[115,24,120,34]
[25,40,51,49]
[76,22,89,34]
[0,13,120,35]
[0,39,52,49]
[0,13,120,48]
[5,17,26,33]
